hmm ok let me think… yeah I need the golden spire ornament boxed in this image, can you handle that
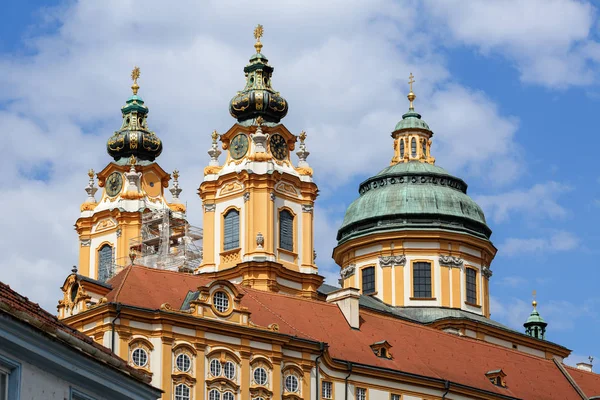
[254,24,264,53]
[532,290,537,309]
[407,72,416,110]
[131,66,141,95]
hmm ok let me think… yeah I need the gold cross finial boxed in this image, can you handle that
[131,66,140,95]
[532,290,537,309]
[407,72,416,110]
[254,24,264,53]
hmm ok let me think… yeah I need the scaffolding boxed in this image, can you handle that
[127,208,203,272]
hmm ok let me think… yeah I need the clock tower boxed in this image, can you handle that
[197,25,322,297]
[74,68,188,282]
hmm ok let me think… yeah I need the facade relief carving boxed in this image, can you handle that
[482,266,493,278]
[341,264,355,279]
[439,255,464,268]
[379,255,406,267]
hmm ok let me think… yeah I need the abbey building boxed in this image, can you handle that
[56,26,600,400]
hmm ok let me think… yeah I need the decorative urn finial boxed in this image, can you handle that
[107,67,163,162]
[229,25,289,124]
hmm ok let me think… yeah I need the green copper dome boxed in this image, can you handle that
[106,69,162,162]
[229,26,288,124]
[394,109,431,132]
[337,162,491,244]
[526,309,546,324]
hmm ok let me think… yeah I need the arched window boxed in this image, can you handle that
[400,139,405,158]
[98,244,113,282]
[411,137,417,157]
[208,388,220,400]
[175,384,190,400]
[466,268,477,304]
[362,267,375,294]
[176,353,191,373]
[413,262,432,298]
[253,367,268,385]
[279,210,294,251]
[422,138,427,157]
[223,209,240,251]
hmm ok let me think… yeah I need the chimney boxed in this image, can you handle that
[576,362,593,373]
[326,288,360,329]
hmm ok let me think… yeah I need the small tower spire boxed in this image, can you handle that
[407,72,416,110]
[254,24,264,53]
[131,66,140,95]
[524,290,548,340]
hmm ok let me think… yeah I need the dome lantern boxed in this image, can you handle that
[229,25,289,124]
[106,67,163,162]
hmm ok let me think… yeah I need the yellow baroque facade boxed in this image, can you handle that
[57,26,600,400]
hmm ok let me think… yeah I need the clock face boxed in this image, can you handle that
[269,134,288,160]
[106,172,123,197]
[230,133,249,160]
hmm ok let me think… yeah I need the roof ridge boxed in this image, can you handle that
[553,358,589,399]
[112,265,133,303]
[359,308,566,364]
[240,287,319,341]
[241,285,339,308]
[565,364,598,376]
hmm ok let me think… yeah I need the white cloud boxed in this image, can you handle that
[423,0,599,88]
[475,181,572,223]
[501,231,579,256]
[0,0,525,312]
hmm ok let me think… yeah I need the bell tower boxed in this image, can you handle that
[75,68,188,282]
[197,25,322,297]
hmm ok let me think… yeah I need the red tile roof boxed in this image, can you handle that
[565,366,600,398]
[103,266,599,400]
[0,280,154,386]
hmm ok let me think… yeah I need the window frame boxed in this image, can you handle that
[284,374,300,393]
[0,355,20,400]
[253,366,268,386]
[411,137,417,157]
[213,291,231,314]
[223,208,240,251]
[97,243,114,282]
[70,388,97,400]
[175,353,192,373]
[174,383,191,400]
[465,267,478,305]
[411,260,434,299]
[278,208,295,252]
[356,387,367,400]
[399,139,405,158]
[209,359,222,377]
[322,380,333,399]
[361,266,376,295]
[131,347,148,368]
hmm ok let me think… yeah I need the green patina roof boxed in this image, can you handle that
[394,109,431,132]
[525,308,547,325]
[337,161,491,243]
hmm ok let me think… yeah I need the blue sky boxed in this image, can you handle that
[0,0,598,366]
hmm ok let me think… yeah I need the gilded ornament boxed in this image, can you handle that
[131,66,141,95]
[255,92,264,110]
[253,24,264,53]
[129,132,139,149]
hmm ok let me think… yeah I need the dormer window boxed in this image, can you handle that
[486,369,507,388]
[370,340,392,359]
